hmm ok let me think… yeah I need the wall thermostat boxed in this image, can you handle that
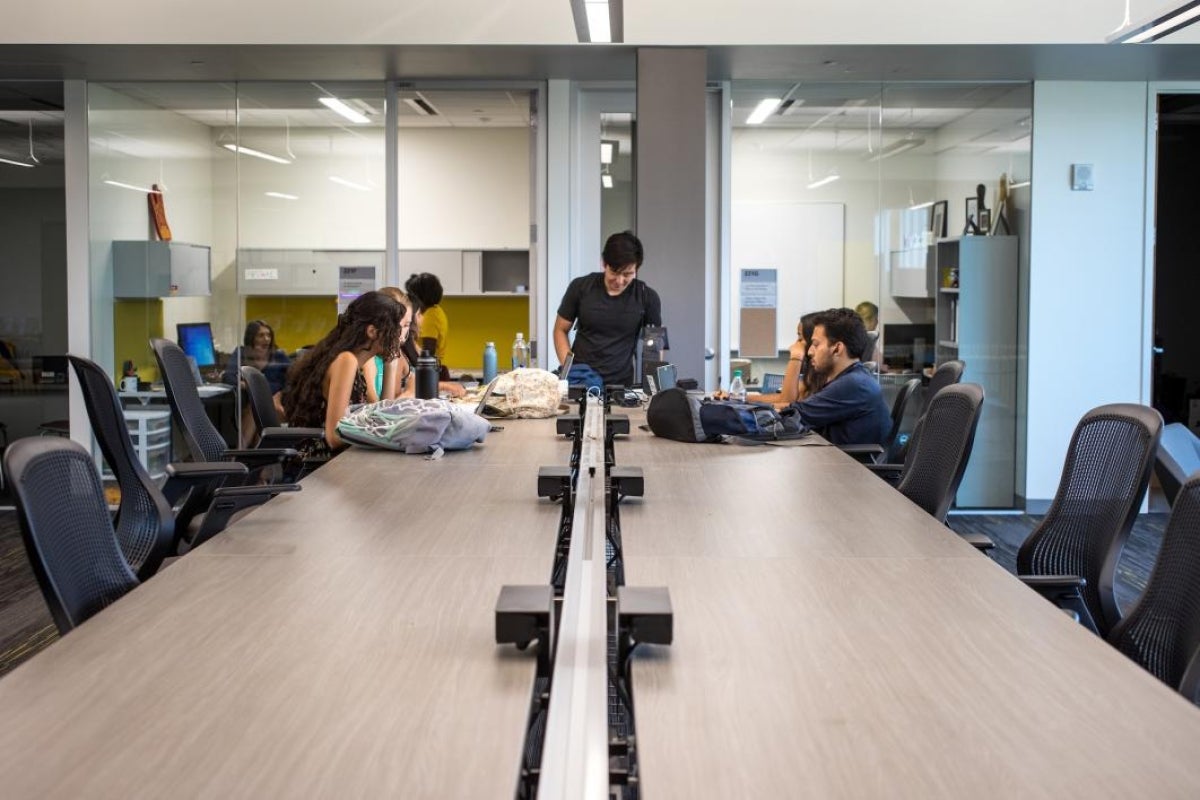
[1071,163,1094,191]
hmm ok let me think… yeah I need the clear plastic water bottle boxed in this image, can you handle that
[482,342,498,383]
[511,333,529,370]
[729,370,746,402]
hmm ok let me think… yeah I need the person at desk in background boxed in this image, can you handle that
[554,230,662,389]
[405,272,451,381]
[282,291,406,452]
[223,320,291,446]
[854,300,881,366]
[788,307,891,446]
[748,311,826,406]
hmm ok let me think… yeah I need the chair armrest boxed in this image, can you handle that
[222,448,300,471]
[864,462,904,486]
[959,531,994,552]
[190,484,303,547]
[1019,575,1087,593]
[162,461,250,505]
[258,427,323,449]
[839,443,884,463]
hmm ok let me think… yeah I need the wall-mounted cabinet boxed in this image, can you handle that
[935,235,1019,508]
[399,249,529,296]
[238,250,384,295]
[889,246,935,299]
[113,241,211,298]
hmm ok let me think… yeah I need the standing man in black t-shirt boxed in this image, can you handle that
[554,231,663,388]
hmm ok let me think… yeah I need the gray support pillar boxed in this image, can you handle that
[636,48,708,385]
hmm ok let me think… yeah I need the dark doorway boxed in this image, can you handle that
[1153,95,1200,432]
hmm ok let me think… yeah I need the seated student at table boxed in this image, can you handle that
[281,291,406,451]
[405,272,451,380]
[554,230,662,389]
[787,307,891,446]
[223,320,291,447]
[748,311,826,406]
[855,300,881,365]
[362,287,414,403]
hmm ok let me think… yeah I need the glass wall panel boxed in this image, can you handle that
[396,88,533,378]
[0,82,67,498]
[730,80,1030,508]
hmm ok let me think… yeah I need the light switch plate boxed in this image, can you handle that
[1071,163,1094,191]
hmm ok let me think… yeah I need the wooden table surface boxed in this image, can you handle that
[0,417,568,798]
[616,426,1200,797]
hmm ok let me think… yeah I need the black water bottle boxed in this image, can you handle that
[415,349,439,400]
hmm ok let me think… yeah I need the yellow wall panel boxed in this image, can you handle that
[113,299,163,382]
[244,296,339,353]
[438,296,529,374]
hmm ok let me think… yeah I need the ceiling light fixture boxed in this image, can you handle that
[319,96,370,124]
[572,0,623,43]
[1108,0,1200,42]
[746,98,782,126]
[222,143,292,165]
[329,176,371,191]
[402,95,438,116]
[602,173,614,189]
[807,173,840,190]
[0,157,34,169]
[909,200,935,210]
[265,191,299,200]
[104,179,161,193]
[1008,180,1031,190]
[866,136,926,162]
[601,139,618,164]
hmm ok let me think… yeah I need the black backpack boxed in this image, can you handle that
[646,388,714,442]
[647,390,809,444]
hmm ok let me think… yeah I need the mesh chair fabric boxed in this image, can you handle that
[241,365,282,431]
[883,378,922,463]
[896,384,984,523]
[151,338,229,463]
[4,438,137,633]
[67,356,174,578]
[1017,404,1162,637]
[1109,475,1200,701]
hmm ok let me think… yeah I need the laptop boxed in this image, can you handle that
[655,363,678,392]
[474,375,505,417]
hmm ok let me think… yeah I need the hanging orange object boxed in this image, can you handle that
[148,184,172,241]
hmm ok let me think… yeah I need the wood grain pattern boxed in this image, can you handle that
[0,417,566,798]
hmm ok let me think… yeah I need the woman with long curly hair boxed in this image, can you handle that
[281,290,406,450]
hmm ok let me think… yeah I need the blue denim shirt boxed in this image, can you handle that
[789,362,891,446]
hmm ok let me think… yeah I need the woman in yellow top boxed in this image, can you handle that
[405,272,449,366]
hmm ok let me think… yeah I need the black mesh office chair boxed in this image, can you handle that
[3,437,138,634]
[895,383,985,524]
[1017,403,1163,636]
[841,377,920,464]
[1108,473,1200,704]
[240,365,323,450]
[69,355,294,555]
[150,338,299,479]
[925,359,965,405]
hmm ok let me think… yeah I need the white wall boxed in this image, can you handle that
[1025,81,1149,507]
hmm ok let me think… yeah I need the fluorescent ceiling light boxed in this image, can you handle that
[104,179,161,193]
[319,96,370,124]
[402,96,438,116]
[746,98,782,126]
[0,157,34,168]
[1108,0,1200,42]
[601,139,618,164]
[222,143,292,165]
[602,173,614,189]
[265,191,299,200]
[1009,180,1031,190]
[866,137,926,162]
[909,200,935,210]
[329,176,371,191]
[807,173,840,190]
[585,1,611,42]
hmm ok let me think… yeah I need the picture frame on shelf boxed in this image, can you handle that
[964,197,981,235]
[930,200,948,239]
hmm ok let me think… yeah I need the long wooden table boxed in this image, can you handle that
[617,429,1200,797]
[0,418,569,798]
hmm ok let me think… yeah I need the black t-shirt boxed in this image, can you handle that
[557,272,662,385]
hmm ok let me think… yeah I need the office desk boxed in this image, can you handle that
[617,428,1200,797]
[0,418,567,798]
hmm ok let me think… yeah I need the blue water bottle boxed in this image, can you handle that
[482,341,498,384]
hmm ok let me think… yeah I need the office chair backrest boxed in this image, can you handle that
[926,360,965,406]
[3,437,138,634]
[240,365,282,434]
[151,338,228,462]
[883,378,922,463]
[67,355,174,579]
[1155,423,1200,508]
[896,383,985,523]
[1108,474,1200,704]
[1017,403,1162,637]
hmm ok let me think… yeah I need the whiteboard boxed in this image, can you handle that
[731,203,845,350]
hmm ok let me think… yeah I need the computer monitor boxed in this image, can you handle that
[177,322,216,368]
[881,323,936,373]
